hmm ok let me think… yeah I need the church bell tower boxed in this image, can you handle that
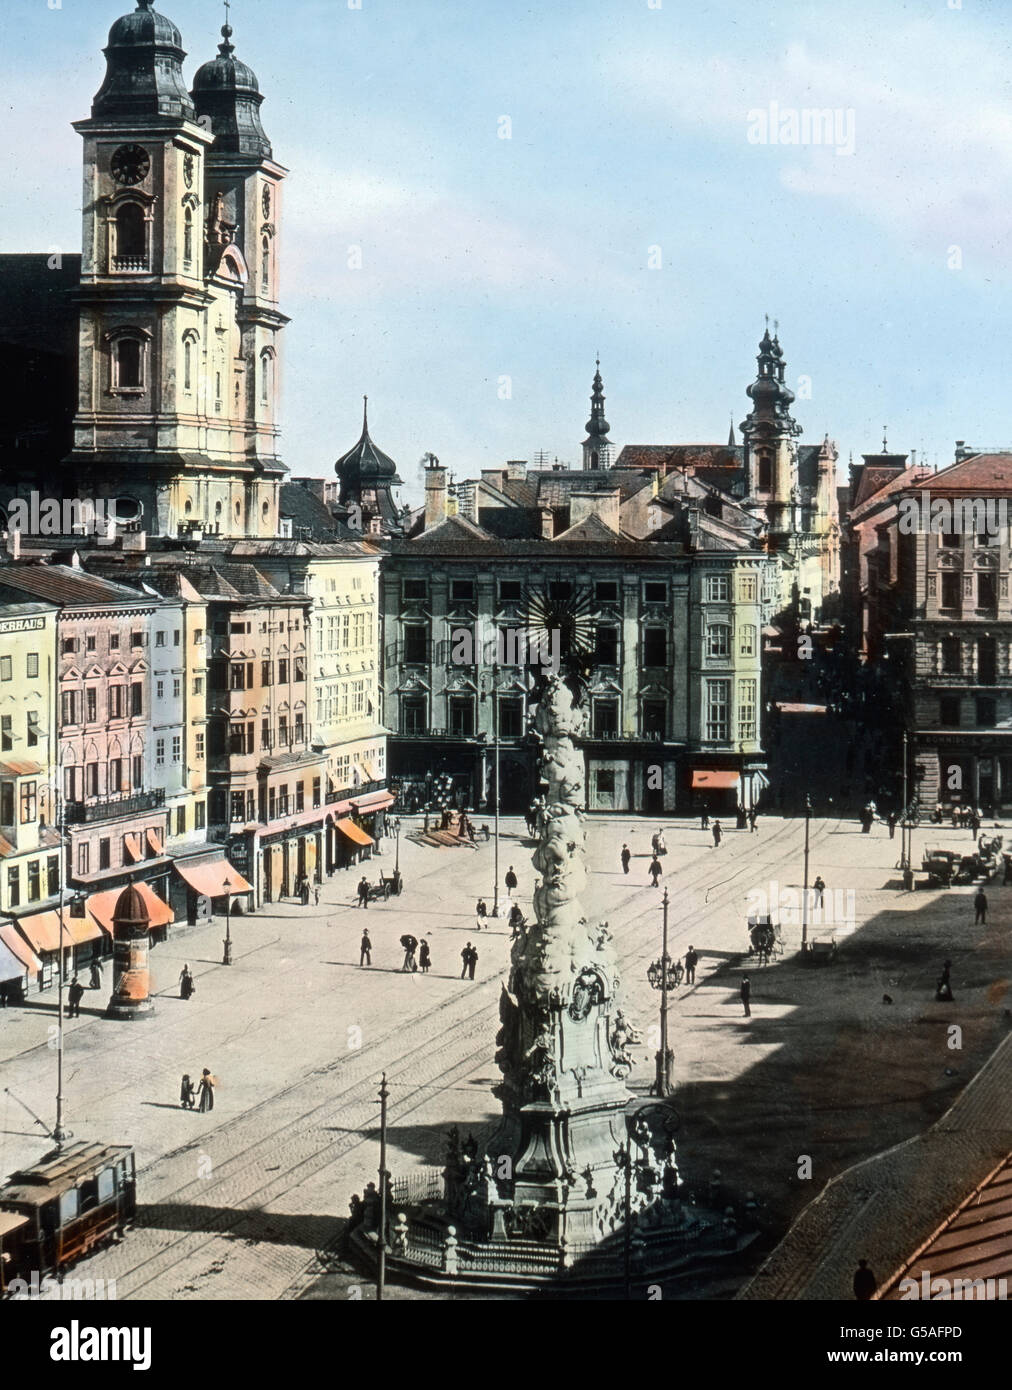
[66,1,288,539]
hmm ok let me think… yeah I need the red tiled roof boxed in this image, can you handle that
[911,454,1012,493]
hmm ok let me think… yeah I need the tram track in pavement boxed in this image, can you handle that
[73,815,834,1298]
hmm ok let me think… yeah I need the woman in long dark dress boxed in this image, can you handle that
[196,1069,215,1112]
[180,1074,195,1110]
[419,939,431,973]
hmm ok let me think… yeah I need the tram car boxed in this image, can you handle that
[0,1142,136,1295]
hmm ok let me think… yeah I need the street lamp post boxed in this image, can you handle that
[647,888,675,1097]
[481,665,502,917]
[53,790,69,1149]
[801,794,811,953]
[222,876,233,965]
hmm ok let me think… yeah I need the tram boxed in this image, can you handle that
[0,1141,136,1295]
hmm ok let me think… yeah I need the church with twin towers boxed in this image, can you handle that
[28,0,290,540]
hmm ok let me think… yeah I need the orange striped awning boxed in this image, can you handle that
[124,834,142,863]
[336,819,374,847]
[174,859,252,897]
[145,828,163,856]
[692,770,740,790]
[14,910,73,954]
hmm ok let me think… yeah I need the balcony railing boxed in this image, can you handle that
[112,256,150,272]
[64,787,166,824]
[325,778,387,805]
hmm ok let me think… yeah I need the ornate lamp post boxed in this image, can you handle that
[801,794,811,952]
[222,876,233,965]
[480,664,502,917]
[647,888,677,1097]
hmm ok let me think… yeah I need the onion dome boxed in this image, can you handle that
[335,398,404,500]
[192,24,272,159]
[92,1,194,121]
[584,357,611,439]
[112,883,149,928]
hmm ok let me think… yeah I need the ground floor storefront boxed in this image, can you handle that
[584,748,768,816]
[914,732,1012,817]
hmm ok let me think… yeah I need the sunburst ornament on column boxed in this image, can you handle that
[524,583,597,684]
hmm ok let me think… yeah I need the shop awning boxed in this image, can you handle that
[0,923,41,975]
[351,791,396,813]
[0,937,29,982]
[87,882,174,933]
[123,834,142,863]
[15,910,73,954]
[775,702,828,714]
[336,819,374,848]
[64,914,105,946]
[174,859,252,898]
[691,770,740,790]
[145,829,163,856]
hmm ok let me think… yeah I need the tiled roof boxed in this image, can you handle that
[0,562,158,608]
[849,467,933,522]
[614,444,743,473]
[911,453,1012,493]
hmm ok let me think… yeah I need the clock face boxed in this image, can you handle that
[262,185,271,218]
[183,153,195,189]
[111,144,150,186]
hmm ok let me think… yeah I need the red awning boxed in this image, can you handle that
[775,702,828,714]
[87,882,174,932]
[0,924,41,975]
[691,770,740,790]
[336,819,374,847]
[123,834,142,863]
[174,859,252,897]
[351,791,396,813]
[145,828,163,856]
[14,910,73,954]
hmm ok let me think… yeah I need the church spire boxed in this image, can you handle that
[582,357,613,471]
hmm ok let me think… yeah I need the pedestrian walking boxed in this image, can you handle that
[651,830,661,856]
[700,810,710,830]
[67,976,84,1018]
[89,959,103,990]
[504,866,518,899]
[357,876,370,908]
[179,964,194,1000]
[180,1074,195,1110]
[314,883,321,907]
[508,903,525,937]
[712,820,722,848]
[740,975,751,1017]
[748,808,758,834]
[935,959,954,1002]
[196,1069,215,1113]
[301,876,311,906]
[475,897,488,931]
[887,812,897,840]
[400,934,419,972]
[460,941,478,980]
[620,843,631,874]
[853,1259,877,1301]
[648,856,662,887]
[974,888,987,925]
[813,875,825,909]
[419,939,431,973]
[684,946,698,985]
[359,930,372,966]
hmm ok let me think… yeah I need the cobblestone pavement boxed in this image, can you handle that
[2,812,1005,1300]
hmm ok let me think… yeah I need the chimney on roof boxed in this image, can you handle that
[506,460,527,480]
[569,487,621,533]
[481,467,508,492]
[539,507,554,539]
[424,456,447,531]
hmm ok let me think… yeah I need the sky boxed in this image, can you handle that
[4,0,1012,506]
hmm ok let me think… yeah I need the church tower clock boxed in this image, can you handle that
[66,1,288,539]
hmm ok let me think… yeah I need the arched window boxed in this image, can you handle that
[260,351,272,404]
[117,337,143,389]
[262,500,270,520]
[757,450,773,492]
[215,501,223,518]
[114,203,146,266]
[234,500,242,521]
[261,237,270,291]
[183,208,194,265]
[183,338,193,391]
